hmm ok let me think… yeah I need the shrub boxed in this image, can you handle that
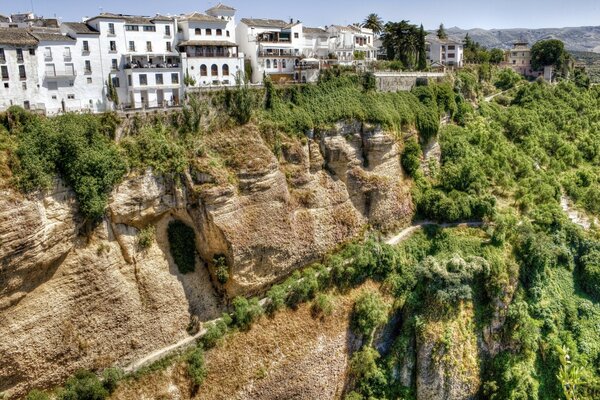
[352,290,389,337]
[213,255,229,284]
[121,125,187,174]
[349,346,388,398]
[187,346,207,388]
[265,283,287,315]
[58,370,108,400]
[361,72,376,92]
[167,220,197,274]
[401,138,422,177]
[580,249,600,301]
[226,79,254,125]
[311,293,334,317]
[26,390,50,400]
[201,319,228,349]
[101,367,124,394]
[231,296,263,330]
[495,68,522,91]
[137,225,155,249]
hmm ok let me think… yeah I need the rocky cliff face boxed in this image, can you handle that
[0,122,413,397]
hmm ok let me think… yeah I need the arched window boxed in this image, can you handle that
[216,29,222,36]
[266,59,271,68]
[273,59,278,68]
[282,59,286,68]
[200,64,207,76]
[211,64,218,76]
[206,28,212,35]
[222,64,229,76]
[195,28,201,35]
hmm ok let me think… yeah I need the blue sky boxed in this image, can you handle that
[4,0,600,30]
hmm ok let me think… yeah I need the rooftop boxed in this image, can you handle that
[87,13,173,24]
[0,27,37,46]
[303,27,328,36]
[179,12,223,23]
[30,30,76,42]
[62,22,100,35]
[206,3,236,12]
[241,18,295,29]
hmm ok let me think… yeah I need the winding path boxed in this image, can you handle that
[123,220,484,374]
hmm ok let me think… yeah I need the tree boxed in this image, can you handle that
[352,290,388,339]
[417,24,427,70]
[495,68,522,90]
[363,13,384,35]
[187,346,207,389]
[490,48,505,64]
[437,23,448,40]
[382,20,421,69]
[106,74,119,107]
[183,68,196,87]
[531,39,567,71]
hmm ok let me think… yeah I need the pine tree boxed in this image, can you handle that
[418,24,427,70]
[437,23,448,40]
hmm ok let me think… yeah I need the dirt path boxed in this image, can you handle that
[560,193,597,230]
[123,220,484,374]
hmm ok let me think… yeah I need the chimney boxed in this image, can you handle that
[290,18,293,24]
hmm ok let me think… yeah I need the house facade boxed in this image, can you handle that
[85,13,181,109]
[327,25,376,65]
[236,18,303,83]
[504,42,544,78]
[178,4,244,87]
[427,37,464,68]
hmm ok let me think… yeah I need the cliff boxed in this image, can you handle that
[0,121,413,397]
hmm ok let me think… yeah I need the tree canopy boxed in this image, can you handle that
[531,39,567,71]
[363,13,384,35]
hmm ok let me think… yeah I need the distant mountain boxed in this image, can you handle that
[443,26,600,53]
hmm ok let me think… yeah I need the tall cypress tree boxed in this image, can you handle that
[418,24,427,70]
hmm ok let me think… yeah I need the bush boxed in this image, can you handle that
[101,367,124,394]
[26,390,50,400]
[187,346,207,388]
[137,225,155,249]
[213,255,229,284]
[58,370,108,400]
[231,296,263,330]
[401,138,422,177]
[265,283,287,315]
[311,293,334,317]
[495,68,522,91]
[226,79,254,125]
[167,220,197,274]
[121,125,187,174]
[352,290,389,337]
[349,346,388,398]
[361,72,376,92]
[201,319,228,349]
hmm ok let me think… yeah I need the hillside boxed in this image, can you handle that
[2,70,600,399]
[445,25,600,52]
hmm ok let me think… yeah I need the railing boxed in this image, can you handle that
[45,70,77,79]
[259,50,299,57]
[187,50,232,58]
[44,53,52,61]
[257,38,291,43]
[16,56,24,63]
[0,57,5,64]
[124,62,180,70]
[63,52,72,60]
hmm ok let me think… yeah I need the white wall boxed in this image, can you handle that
[0,44,40,111]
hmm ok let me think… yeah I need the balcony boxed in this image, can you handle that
[44,53,52,61]
[81,49,90,56]
[0,57,5,64]
[63,52,72,61]
[125,62,180,70]
[259,49,299,57]
[186,49,233,58]
[45,70,77,80]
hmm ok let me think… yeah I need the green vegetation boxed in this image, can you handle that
[58,370,109,400]
[186,346,207,389]
[531,39,568,71]
[381,20,428,70]
[352,290,389,338]
[167,220,197,274]
[25,390,49,400]
[231,296,263,331]
[213,255,229,284]
[311,293,334,317]
[136,225,156,249]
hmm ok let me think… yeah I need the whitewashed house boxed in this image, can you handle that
[427,36,464,68]
[236,18,303,83]
[177,3,243,87]
[0,28,41,112]
[86,13,181,109]
[327,25,376,65]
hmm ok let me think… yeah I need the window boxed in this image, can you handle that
[3,83,7,88]
[195,28,201,35]
[294,32,299,39]
[87,77,92,84]
[83,41,89,53]
[266,59,271,68]
[448,53,455,58]
[68,80,74,86]
[1,65,8,80]
[156,73,163,84]
[23,101,30,110]
[85,60,92,73]
[211,64,218,76]
[206,28,212,36]
[111,59,118,71]
[67,94,75,99]
[52,95,57,99]
[165,25,171,36]
[200,64,207,76]
[125,25,139,31]
[146,41,152,52]
[108,23,115,35]
[19,65,26,80]
[273,59,278,68]
[29,48,35,55]
[129,41,136,52]
[222,64,229,76]
[64,47,71,59]
[143,25,156,32]
[16,48,23,62]
[448,45,455,50]
[226,30,230,37]
[282,59,286,68]
[112,77,120,87]
[216,29,222,36]
[128,75,132,86]
[21,82,27,89]
[109,41,117,52]
[0,49,4,62]
[171,73,179,84]
[139,74,148,85]
[166,42,172,52]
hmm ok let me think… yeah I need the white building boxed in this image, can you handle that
[0,28,40,111]
[177,3,244,87]
[427,37,464,68]
[85,13,181,109]
[327,25,376,65]
[236,18,303,83]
